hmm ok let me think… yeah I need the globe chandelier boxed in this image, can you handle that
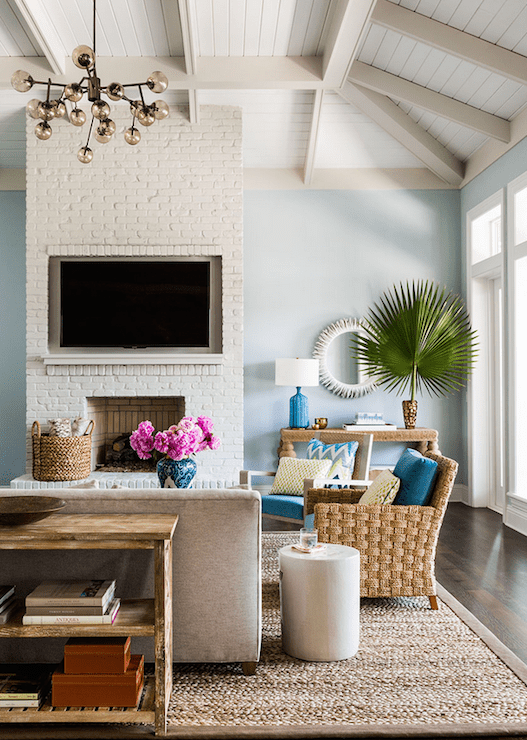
[11,0,169,164]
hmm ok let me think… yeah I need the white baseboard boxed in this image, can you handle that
[450,483,469,504]
[505,495,527,537]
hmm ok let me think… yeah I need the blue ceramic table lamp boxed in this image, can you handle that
[275,358,320,429]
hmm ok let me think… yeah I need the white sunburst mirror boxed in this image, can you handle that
[313,318,377,399]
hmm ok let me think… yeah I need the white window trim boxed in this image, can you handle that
[466,189,505,509]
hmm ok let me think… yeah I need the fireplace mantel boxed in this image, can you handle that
[42,352,224,366]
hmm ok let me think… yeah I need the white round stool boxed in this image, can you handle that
[279,544,360,661]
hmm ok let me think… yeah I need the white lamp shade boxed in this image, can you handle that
[275,358,319,387]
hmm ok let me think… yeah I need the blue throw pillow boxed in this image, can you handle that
[392,448,438,506]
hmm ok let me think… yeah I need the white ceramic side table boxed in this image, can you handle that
[279,544,360,661]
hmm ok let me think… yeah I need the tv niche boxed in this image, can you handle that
[48,257,222,353]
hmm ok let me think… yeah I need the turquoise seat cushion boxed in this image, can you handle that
[392,448,438,506]
[261,494,304,521]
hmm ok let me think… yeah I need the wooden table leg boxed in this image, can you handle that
[278,440,296,461]
[154,539,173,736]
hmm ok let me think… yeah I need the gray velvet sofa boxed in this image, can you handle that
[0,487,261,670]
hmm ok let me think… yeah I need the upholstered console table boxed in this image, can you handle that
[278,427,440,461]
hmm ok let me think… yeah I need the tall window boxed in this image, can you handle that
[508,173,527,501]
[467,193,504,511]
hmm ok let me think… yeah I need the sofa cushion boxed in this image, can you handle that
[306,438,358,480]
[392,449,438,506]
[359,469,400,505]
[261,494,304,520]
[269,457,332,496]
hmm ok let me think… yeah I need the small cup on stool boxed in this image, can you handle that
[299,527,318,549]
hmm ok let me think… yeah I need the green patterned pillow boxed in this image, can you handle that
[270,457,332,496]
[359,469,400,505]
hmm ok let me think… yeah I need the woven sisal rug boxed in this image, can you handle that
[167,533,527,737]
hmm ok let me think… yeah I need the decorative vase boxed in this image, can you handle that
[402,400,418,429]
[157,457,197,489]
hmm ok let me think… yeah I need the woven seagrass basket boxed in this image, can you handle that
[32,419,94,482]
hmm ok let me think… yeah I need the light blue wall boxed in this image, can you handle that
[0,191,26,485]
[244,189,465,481]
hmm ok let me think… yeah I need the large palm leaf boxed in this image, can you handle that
[352,281,477,401]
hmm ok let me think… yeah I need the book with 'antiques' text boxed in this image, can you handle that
[22,598,120,625]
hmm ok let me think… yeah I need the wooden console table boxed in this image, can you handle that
[278,427,440,461]
[0,513,178,736]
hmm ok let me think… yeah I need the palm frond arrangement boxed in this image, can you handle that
[352,281,478,402]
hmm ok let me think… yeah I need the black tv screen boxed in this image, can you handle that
[60,261,210,348]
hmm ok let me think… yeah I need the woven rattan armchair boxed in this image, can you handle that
[306,452,458,609]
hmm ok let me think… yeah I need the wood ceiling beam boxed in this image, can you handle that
[372,0,527,86]
[304,90,324,185]
[0,56,325,90]
[10,0,66,75]
[350,61,510,143]
[322,0,377,87]
[339,81,464,186]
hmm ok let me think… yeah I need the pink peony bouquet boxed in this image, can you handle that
[130,416,220,462]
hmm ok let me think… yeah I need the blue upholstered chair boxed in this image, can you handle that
[239,433,374,525]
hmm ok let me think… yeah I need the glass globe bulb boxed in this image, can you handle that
[52,100,67,119]
[72,45,95,69]
[35,121,52,140]
[91,99,110,120]
[77,146,93,164]
[95,132,111,144]
[26,99,41,119]
[154,100,169,120]
[100,118,116,135]
[38,101,55,121]
[11,70,33,93]
[106,82,124,101]
[136,106,155,126]
[64,83,83,103]
[124,127,141,145]
[69,108,86,127]
[146,71,168,93]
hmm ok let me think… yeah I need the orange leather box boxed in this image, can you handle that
[64,636,131,674]
[52,654,144,707]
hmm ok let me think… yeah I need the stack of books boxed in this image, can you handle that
[0,585,16,625]
[52,637,144,708]
[0,669,51,708]
[343,412,397,431]
[22,580,119,625]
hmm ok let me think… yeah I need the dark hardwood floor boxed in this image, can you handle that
[264,502,527,665]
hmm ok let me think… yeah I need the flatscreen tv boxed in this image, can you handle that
[48,257,222,353]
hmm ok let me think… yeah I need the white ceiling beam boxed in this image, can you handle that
[10,0,67,75]
[322,0,377,87]
[339,81,464,186]
[372,0,527,86]
[350,61,510,143]
[188,90,200,124]
[304,90,324,185]
[0,56,325,90]
[177,0,198,76]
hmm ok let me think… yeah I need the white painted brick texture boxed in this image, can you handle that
[25,105,243,486]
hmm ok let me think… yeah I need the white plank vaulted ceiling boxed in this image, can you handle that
[1,0,527,186]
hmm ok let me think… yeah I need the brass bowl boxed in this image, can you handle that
[0,496,66,526]
[314,418,328,429]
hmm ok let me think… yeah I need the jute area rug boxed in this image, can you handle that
[167,533,527,738]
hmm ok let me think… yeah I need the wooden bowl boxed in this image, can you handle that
[0,496,66,526]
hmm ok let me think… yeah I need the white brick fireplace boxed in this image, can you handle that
[20,104,243,488]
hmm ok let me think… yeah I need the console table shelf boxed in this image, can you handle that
[0,676,155,725]
[0,513,178,736]
[0,599,155,638]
